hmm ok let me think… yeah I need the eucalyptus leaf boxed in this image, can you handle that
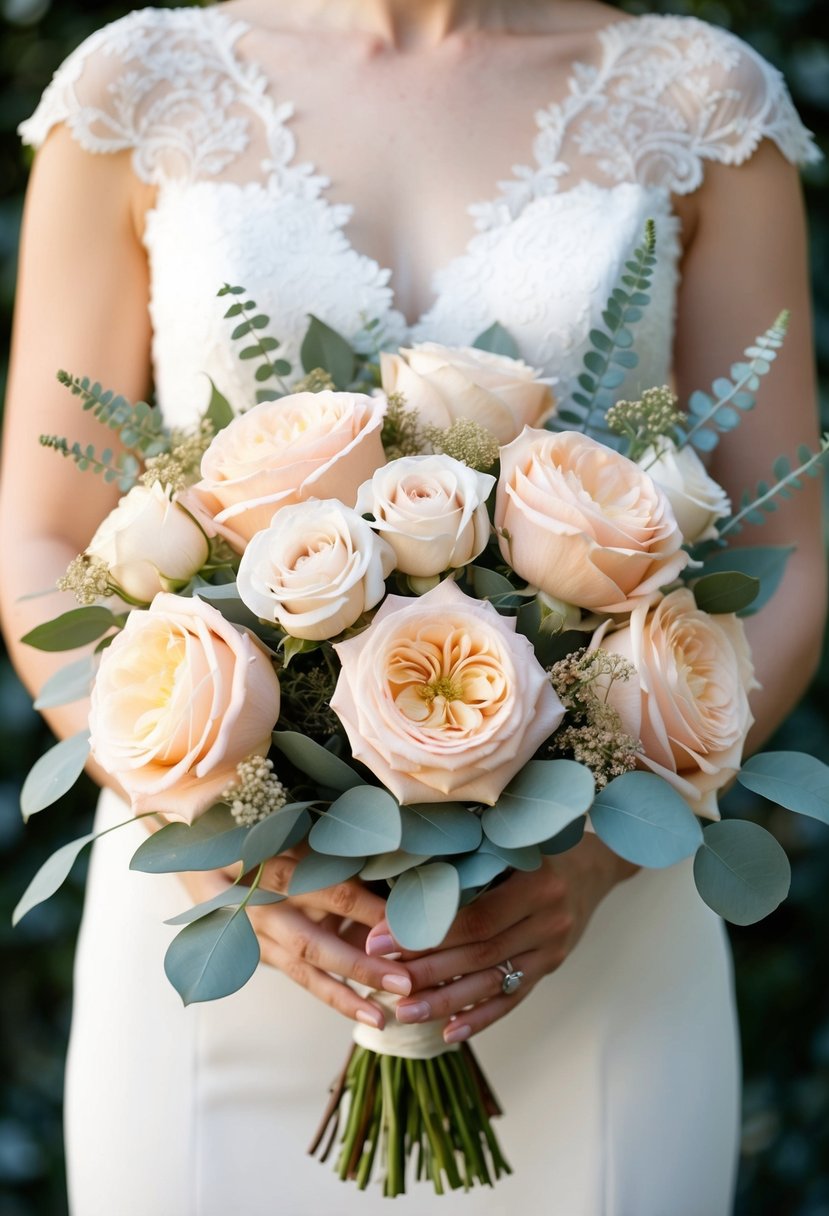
[165,887,284,925]
[12,831,95,926]
[205,377,235,432]
[737,752,829,825]
[359,850,430,881]
[288,852,365,895]
[693,819,790,925]
[164,907,260,1004]
[34,656,95,709]
[590,772,703,867]
[691,546,794,616]
[195,583,264,632]
[309,787,402,857]
[21,730,91,820]
[692,572,760,615]
[300,315,356,389]
[471,321,520,359]
[272,731,362,791]
[130,805,249,873]
[478,838,542,871]
[468,566,524,611]
[539,816,586,855]
[399,804,482,855]
[386,862,460,950]
[453,851,508,890]
[482,760,594,848]
[239,802,316,870]
[21,606,121,652]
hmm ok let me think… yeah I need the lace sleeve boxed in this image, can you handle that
[17,7,257,185]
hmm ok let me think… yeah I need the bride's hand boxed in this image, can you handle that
[364,835,637,1043]
[177,856,412,1028]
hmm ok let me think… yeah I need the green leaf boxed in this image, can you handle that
[195,583,264,632]
[478,837,542,871]
[471,322,520,359]
[272,731,362,791]
[691,571,760,615]
[453,851,508,890]
[691,546,794,616]
[129,805,249,873]
[300,315,356,389]
[386,862,460,950]
[254,364,274,383]
[21,731,90,820]
[165,887,284,925]
[288,852,365,895]
[482,760,594,849]
[359,850,430,881]
[164,908,260,1004]
[539,816,586,855]
[239,803,316,870]
[205,378,234,432]
[399,804,482,856]
[468,565,524,611]
[590,772,703,867]
[34,656,95,709]
[693,820,790,925]
[21,606,121,652]
[309,787,402,857]
[737,752,829,825]
[12,831,95,926]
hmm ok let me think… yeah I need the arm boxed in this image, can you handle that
[379,141,825,1040]
[0,131,412,1023]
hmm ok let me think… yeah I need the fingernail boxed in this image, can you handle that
[382,974,412,997]
[397,1001,431,1024]
[366,934,396,956]
[356,1008,383,1029]
[444,1023,471,1044]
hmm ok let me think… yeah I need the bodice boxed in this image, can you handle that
[20,6,819,429]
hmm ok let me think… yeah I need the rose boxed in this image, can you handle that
[495,428,688,614]
[89,593,281,822]
[185,390,387,551]
[86,482,209,603]
[330,579,565,804]
[355,454,495,578]
[237,499,395,641]
[380,343,553,445]
[597,588,758,819]
[637,440,731,544]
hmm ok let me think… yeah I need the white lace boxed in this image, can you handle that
[19,8,820,429]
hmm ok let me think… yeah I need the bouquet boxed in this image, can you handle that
[14,223,829,1196]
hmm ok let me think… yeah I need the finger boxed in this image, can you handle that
[252,904,413,998]
[395,957,517,1024]
[259,856,389,929]
[441,959,538,1044]
[257,935,388,1028]
[404,918,549,993]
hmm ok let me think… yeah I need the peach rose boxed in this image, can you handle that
[185,390,386,552]
[637,440,731,544]
[495,429,688,614]
[355,454,495,578]
[330,579,565,805]
[237,499,395,641]
[89,593,280,822]
[597,588,758,819]
[380,343,553,445]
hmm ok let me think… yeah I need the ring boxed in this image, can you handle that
[496,959,524,996]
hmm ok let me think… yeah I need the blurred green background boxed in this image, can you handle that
[0,0,827,1213]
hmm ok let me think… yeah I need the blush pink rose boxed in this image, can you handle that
[597,588,758,819]
[330,579,565,805]
[495,428,688,614]
[89,593,280,822]
[184,390,386,552]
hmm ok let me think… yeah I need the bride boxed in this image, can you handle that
[1,1,824,1212]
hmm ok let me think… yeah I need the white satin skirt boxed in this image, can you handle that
[65,790,740,1216]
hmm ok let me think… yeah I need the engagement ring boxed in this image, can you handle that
[497,961,524,996]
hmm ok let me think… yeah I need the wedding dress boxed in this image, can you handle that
[20,9,819,1214]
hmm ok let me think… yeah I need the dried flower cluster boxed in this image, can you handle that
[140,420,215,493]
[223,754,288,827]
[381,391,428,460]
[58,553,113,605]
[427,418,500,472]
[606,386,682,461]
[276,660,341,742]
[548,647,641,788]
[292,368,336,394]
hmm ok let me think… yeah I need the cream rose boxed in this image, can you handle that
[597,588,758,819]
[89,593,281,822]
[380,343,553,445]
[637,440,731,544]
[185,390,386,552]
[86,482,209,603]
[495,428,688,614]
[237,499,395,641]
[355,454,495,578]
[330,579,565,805]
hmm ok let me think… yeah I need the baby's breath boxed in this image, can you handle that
[548,647,641,788]
[293,368,336,394]
[223,755,287,827]
[381,391,428,460]
[57,554,114,605]
[426,418,500,472]
[140,420,215,492]
[606,386,682,462]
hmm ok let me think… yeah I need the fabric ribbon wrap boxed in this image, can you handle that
[352,990,459,1059]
